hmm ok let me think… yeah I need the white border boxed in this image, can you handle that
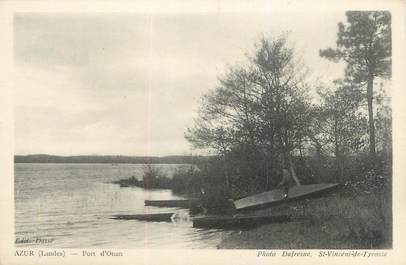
[1,1,405,264]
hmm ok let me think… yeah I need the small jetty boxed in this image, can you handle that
[111,213,174,222]
[144,199,200,208]
[193,214,291,229]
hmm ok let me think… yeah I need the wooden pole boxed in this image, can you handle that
[288,155,301,186]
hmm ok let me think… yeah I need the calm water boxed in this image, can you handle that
[15,163,226,248]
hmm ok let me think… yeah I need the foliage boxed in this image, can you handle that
[320,11,392,157]
[184,13,392,219]
[320,11,391,81]
[186,36,311,195]
[171,166,202,195]
[141,164,172,189]
[374,93,392,156]
[313,81,368,181]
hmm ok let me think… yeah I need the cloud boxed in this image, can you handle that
[14,12,347,155]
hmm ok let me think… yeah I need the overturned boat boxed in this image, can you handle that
[234,183,339,212]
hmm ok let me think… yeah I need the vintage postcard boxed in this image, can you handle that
[0,0,405,264]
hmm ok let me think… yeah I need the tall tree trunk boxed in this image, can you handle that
[221,146,230,198]
[298,136,304,163]
[367,75,376,159]
[339,155,344,181]
[266,146,272,190]
[281,129,301,186]
[334,115,340,182]
[288,155,301,186]
[315,143,322,182]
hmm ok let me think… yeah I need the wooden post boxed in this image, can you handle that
[222,147,231,198]
[288,155,301,186]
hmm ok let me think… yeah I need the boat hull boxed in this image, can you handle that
[234,183,339,212]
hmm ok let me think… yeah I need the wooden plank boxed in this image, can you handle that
[234,183,339,211]
[193,214,290,229]
[144,199,200,208]
[111,213,174,222]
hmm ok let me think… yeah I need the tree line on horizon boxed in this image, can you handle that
[14,154,209,164]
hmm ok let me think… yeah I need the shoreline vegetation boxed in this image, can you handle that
[111,164,203,198]
[111,164,173,190]
[110,153,392,249]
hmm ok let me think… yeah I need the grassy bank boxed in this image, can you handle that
[218,185,391,249]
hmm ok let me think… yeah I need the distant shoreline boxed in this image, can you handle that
[14,154,209,164]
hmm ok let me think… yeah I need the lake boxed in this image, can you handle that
[15,163,226,248]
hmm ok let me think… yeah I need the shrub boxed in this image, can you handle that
[142,164,171,189]
[172,166,202,195]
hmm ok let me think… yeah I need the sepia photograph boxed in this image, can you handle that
[1,1,405,264]
[12,10,393,250]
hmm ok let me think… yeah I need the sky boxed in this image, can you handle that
[14,12,346,156]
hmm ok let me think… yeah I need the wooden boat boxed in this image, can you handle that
[234,183,339,212]
[112,212,290,229]
[144,199,200,208]
[111,213,174,222]
[193,214,290,229]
